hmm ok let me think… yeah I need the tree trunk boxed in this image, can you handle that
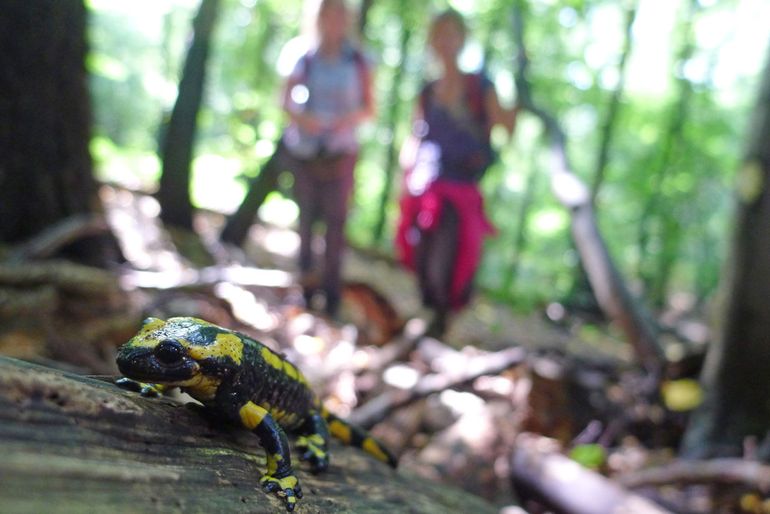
[562,2,637,318]
[0,356,498,514]
[590,0,637,203]
[157,0,221,230]
[680,43,770,458]
[500,148,539,295]
[220,141,288,246]
[371,20,413,246]
[0,0,118,266]
[358,0,375,36]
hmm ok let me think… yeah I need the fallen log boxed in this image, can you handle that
[0,356,498,514]
[618,458,770,492]
[511,433,672,514]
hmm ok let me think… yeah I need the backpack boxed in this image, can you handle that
[298,48,370,93]
[284,46,371,180]
[420,72,489,132]
[418,72,495,182]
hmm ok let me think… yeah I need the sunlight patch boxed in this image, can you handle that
[191,155,245,214]
[259,194,299,228]
[383,365,420,390]
[530,209,569,235]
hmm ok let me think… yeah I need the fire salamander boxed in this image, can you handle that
[116,317,397,511]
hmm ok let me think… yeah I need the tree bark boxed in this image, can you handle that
[371,9,412,245]
[510,1,664,377]
[589,1,637,204]
[0,0,117,266]
[681,43,770,458]
[219,141,288,246]
[157,0,221,230]
[500,148,539,295]
[0,356,498,514]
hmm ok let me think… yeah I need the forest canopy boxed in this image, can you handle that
[87,0,769,313]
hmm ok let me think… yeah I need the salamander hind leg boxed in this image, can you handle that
[239,401,303,512]
[296,410,331,473]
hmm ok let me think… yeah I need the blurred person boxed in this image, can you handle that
[395,9,518,336]
[282,0,374,316]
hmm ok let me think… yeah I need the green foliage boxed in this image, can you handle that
[87,0,767,312]
[569,444,607,470]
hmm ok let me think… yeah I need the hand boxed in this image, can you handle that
[296,113,325,135]
[330,111,360,132]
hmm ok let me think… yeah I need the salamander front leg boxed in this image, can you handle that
[115,377,167,397]
[239,401,303,512]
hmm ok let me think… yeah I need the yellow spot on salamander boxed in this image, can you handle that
[261,346,284,371]
[328,419,351,444]
[140,317,165,334]
[239,401,268,430]
[178,373,221,402]
[266,452,283,474]
[362,437,390,464]
[281,360,309,386]
[307,434,325,446]
[266,407,297,428]
[187,333,244,365]
[124,318,169,348]
[283,361,298,380]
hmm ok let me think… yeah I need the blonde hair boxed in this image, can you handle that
[429,8,467,44]
[301,0,355,45]
[318,0,349,15]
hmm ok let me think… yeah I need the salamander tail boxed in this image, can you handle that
[321,407,398,468]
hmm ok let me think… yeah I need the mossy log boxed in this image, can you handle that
[0,356,497,513]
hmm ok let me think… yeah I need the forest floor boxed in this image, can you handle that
[3,184,765,514]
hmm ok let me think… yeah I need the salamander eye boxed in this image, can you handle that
[155,340,186,365]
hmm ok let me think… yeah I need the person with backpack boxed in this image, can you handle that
[395,9,518,336]
[282,0,374,316]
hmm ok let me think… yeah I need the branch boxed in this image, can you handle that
[350,346,525,429]
[220,140,288,246]
[7,214,111,262]
[511,433,673,514]
[618,458,770,492]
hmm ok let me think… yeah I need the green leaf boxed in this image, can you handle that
[569,444,606,470]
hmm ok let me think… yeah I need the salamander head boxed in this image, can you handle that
[116,317,245,400]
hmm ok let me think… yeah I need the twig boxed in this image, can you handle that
[350,346,526,429]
